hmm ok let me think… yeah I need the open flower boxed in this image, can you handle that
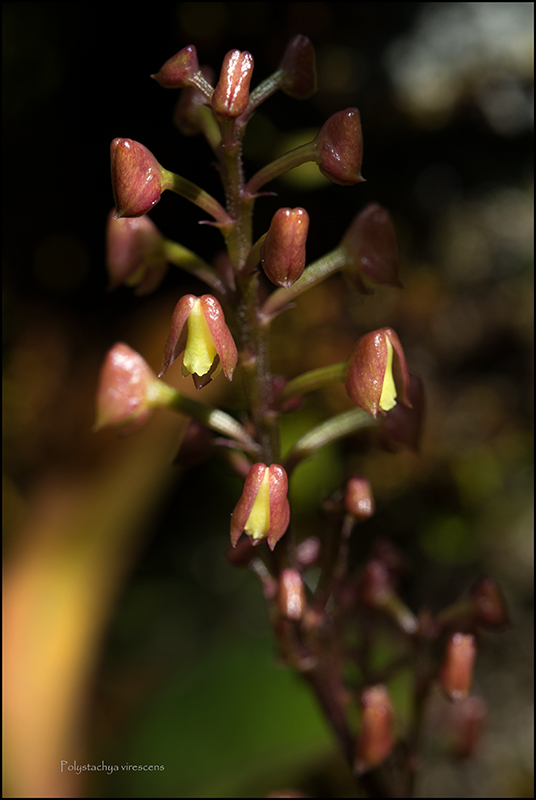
[230,463,290,550]
[94,343,175,434]
[160,294,237,389]
[106,210,167,295]
[345,328,411,419]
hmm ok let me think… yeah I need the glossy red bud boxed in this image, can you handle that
[151,45,201,89]
[111,138,169,219]
[261,207,309,288]
[314,108,364,186]
[212,50,254,118]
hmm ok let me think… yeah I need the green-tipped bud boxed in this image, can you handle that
[279,35,317,100]
[261,207,309,288]
[230,463,290,551]
[212,50,254,118]
[313,108,364,186]
[110,138,171,218]
[160,294,238,390]
[345,328,411,419]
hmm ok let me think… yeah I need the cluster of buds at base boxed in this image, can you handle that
[111,138,172,219]
[345,327,412,419]
[340,203,401,293]
[440,633,477,701]
[94,343,176,434]
[261,207,309,288]
[106,211,167,295]
[355,685,395,774]
[231,463,290,551]
[160,294,238,389]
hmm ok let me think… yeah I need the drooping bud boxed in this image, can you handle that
[278,569,306,621]
[345,328,412,419]
[344,476,375,520]
[470,577,510,629]
[230,463,290,551]
[355,685,395,774]
[106,210,167,295]
[340,203,401,292]
[376,373,424,451]
[440,633,477,701]
[151,45,201,89]
[111,138,171,218]
[212,50,254,118]
[279,35,317,100]
[160,294,237,390]
[261,207,309,288]
[94,343,175,434]
[313,108,364,186]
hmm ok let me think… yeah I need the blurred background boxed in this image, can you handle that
[3,2,533,797]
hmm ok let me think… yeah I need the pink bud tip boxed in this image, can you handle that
[110,138,167,218]
[212,50,254,118]
[151,45,201,89]
[314,108,364,186]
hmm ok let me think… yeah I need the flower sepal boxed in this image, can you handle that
[230,463,290,551]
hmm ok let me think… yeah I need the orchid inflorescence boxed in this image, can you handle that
[96,36,508,794]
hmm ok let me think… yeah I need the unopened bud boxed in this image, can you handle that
[111,138,170,218]
[440,633,477,701]
[470,577,509,629]
[344,476,375,520]
[212,50,254,118]
[355,685,395,774]
[313,108,364,186]
[345,328,412,419]
[340,203,401,292]
[279,569,306,621]
[279,35,317,100]
[106,210,167,295]
[151,45,201,89]
[261,207,309,288]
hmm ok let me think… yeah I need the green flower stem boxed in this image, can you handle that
[198,106,223,155]
[164,170,232,226]
[435,599,478,629]
[161,240,229,297]
[245,140,317,196]
[279,362,347,403]
[260,247,347,322]
[166,388,259,456]
[244,233,267,274]
[190,72,215,101]
[284,408,372,474]
[245,69,285,117]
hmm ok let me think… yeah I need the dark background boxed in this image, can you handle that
[3,3,533,798]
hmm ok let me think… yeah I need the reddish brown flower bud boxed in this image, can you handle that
[359,560,394,608]
[230,463,290,551]
[376,373,424,451]
[278,569,306,620]
[94,343,175,434]
[212,50,254,118]
[160,294,237,390]
[341,203,401,292]
[355,685,395,774]
[111,138,170,218]
[106,210,167,295]
[261,207,309,288]
[279,35,317,100]
[345,328,412,419]
[313,108,364,186]
[344,476,375,520]
[470,577,509,629]
[440,633,477,701]
[151,45,201,89]
[446,695,487,759]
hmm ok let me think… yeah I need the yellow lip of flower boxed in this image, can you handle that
[379,337,397,412]
[244,469,271,540]
[182,299,218,378]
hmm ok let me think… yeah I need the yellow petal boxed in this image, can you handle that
[379,337,397,412]
[245,470,271,541]
[183,300,217,377]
